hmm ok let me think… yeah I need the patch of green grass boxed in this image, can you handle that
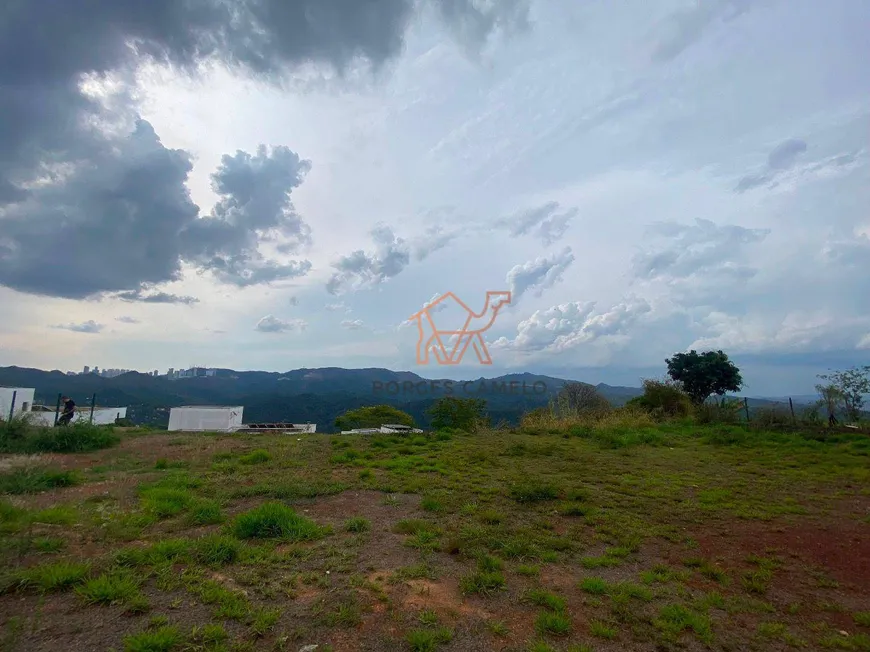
[185,500,224,525]
[418,609,439,626]
[579,577,609,594]
[509,483,559,503]
[394,519,434,535]
[189,623,227,645]
[854,612,870,627]
[31,536,65,553]
[192,534,241,567]
[15,560,90,592]
[250,607,281,636]
[486,620,510,637]
[524,588,566,612]
[420,497,444,512]
[0,466,80,494]
[344,517,371,532]
[535,611,571,636]
[459,571,505,596]
[560,503,588,517]
[589,619,617,640]
[77,569,142,605]
[195,580,250,621]
[654,604,713,644]
[239,449,272,464]
[406,627,453,651]
[231,502,324,541]
[516,564,540,576]
[477,553,504,573]
[478,509,503,524]
[580,547,629,568]
[140,487,193,518]
[123,625,184,651]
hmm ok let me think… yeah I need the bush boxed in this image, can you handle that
[26,422,120,453]
[627,378,692,420]
[752,407,793,428]
[695,399,743,425]
[554,382,611,417]
[231,502,323,541]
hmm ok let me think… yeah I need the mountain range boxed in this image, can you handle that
[0,366,819,431]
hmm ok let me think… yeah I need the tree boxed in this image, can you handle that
[427,397,488,433]
[814,383,844,425]
[334,405,414,431]
[817,366,870,422]
[665,350,743,405]
[554,382,610,416]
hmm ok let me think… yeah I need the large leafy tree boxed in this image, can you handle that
[665,350,743,405]
[427,397,488,433]
[334,405,414,431]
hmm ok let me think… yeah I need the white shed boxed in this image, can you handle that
[167,406,244,432]
[0,387,35,420]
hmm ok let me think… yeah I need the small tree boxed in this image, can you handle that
[427,397,488,433]
[554,382,610,416]
[817,366,870,422]
[815,383,845,423]
[665,349,743,405]
[334,405,415,431]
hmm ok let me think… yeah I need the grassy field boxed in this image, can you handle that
[1,421,869,651]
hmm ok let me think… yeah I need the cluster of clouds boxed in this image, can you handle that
[1,0,531,306]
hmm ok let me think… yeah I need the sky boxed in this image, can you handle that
[1,0,868,395]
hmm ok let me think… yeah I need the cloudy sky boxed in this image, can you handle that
[1,0,868,395]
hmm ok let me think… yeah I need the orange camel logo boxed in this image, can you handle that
[409,291,511,365]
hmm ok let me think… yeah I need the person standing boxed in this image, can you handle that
[58,396,76,426]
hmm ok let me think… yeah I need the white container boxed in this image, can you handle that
[167,406,244,432]
[0,387,36,420]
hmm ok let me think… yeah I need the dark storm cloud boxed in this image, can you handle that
[0,0,527,301]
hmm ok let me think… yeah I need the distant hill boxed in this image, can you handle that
[0,365,643,431]
[0,365,824,431]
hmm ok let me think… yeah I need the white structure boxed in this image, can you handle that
[168,406,244,432]
[0,387,35,420]
[28,406,128,427]
[340,424,424,435]
[240,422,317,434]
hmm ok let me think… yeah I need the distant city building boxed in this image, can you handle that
[83,365,90,374]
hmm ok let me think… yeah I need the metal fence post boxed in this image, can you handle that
[8,391,16,422]
[54,393,62,426]
[89,393,96,424]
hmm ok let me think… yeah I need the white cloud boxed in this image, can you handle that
[506,247,575,301]
[340,319,366,331]
[255,315,307,333]
[50,320,104,334]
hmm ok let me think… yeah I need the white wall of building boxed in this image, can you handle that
[168,406,244,432]
[0,387,36,420]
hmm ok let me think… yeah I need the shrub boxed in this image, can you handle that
[27,422,120,453]
[231,502,323,541]
[626,378,692,419]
